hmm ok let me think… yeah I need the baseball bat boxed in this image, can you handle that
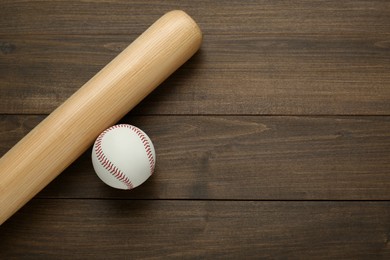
[0,10,202,225]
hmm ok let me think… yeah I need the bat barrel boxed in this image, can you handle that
[0,10,202,225]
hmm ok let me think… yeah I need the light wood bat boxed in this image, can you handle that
[0,10,202,225]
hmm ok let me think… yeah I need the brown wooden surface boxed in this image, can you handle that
[1,200,390,259]
[1,1,390,115]
[1,0,390,258]
[1,115,390,200]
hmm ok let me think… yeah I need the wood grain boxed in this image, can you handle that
[1,0,390,257]
[1,32,389,115]
[0,200,389,259]
[1,0,389,35]
[1,115,389,200]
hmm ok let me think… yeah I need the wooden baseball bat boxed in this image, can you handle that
[0,10,202,225]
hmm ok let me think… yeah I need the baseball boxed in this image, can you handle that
[92,124,156,190]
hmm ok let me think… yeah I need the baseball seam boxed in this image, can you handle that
[94,124,155,190]
[125,125,155,175]
[95,125,134,189]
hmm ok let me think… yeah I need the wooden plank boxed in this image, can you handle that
[0,0,389,35]
[0,200,389,258]
[1,115,389,200]
[1,33,389,115]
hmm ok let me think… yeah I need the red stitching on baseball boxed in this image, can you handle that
[94,124,155,190]
[123,124,155,174]
[128,125,155,175]
[94,125,134,189]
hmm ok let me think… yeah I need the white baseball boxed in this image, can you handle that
[92,124,156,190]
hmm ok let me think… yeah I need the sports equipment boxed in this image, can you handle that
[0,10,202,225]
[92,124,156,190]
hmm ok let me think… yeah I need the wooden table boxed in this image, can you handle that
[1,1,390,258]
